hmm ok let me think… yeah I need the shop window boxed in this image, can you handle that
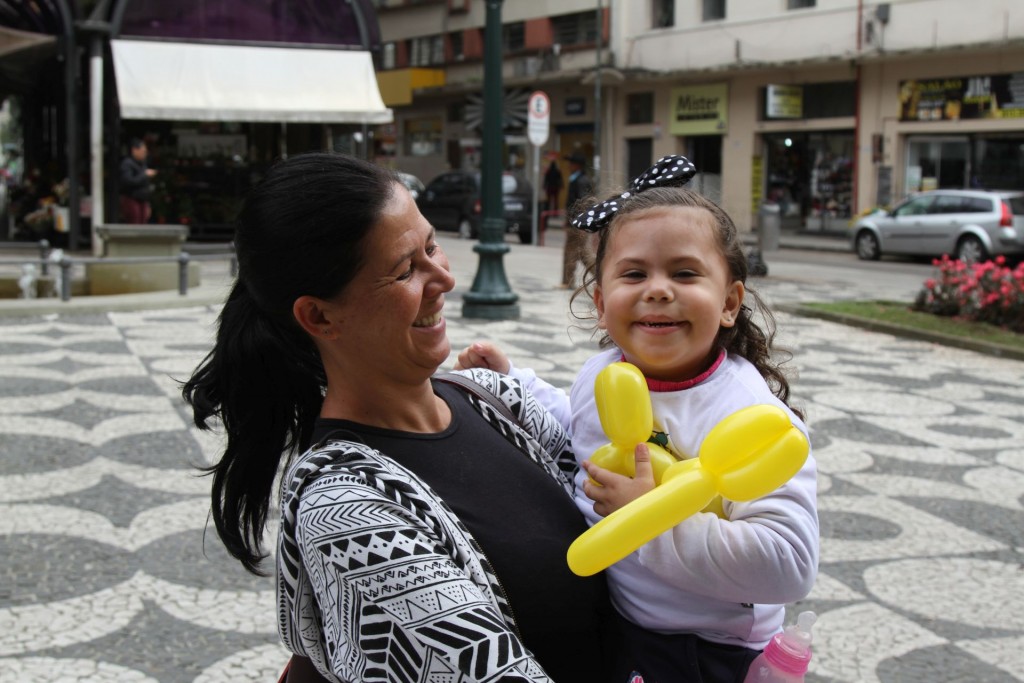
[906,138,968,192]
[764,132,852,232]
[788,0,815,8]
[503,22,525,52]
[627,92,655,124]
[803,81,855,118]
[973,137,1024,190]
[382,42,396,70]
[652,0,674,28]
[703,0,725,21]
[405,117,443,157]
[552,11,598,47]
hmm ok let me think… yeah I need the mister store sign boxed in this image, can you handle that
[670,83,728,135]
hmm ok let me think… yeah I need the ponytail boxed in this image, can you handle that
[183,280,325,574]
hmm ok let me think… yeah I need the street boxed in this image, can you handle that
[0,233,1022,682]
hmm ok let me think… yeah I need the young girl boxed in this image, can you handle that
[457,156,819,683]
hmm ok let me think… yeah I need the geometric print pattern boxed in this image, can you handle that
[1,236,1022,682]
[277,370,575,681]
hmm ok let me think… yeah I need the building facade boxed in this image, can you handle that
[374,0,1024,233]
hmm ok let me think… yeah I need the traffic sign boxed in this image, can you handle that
[527,91,550,147]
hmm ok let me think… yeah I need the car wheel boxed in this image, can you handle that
[855,230,881,261]
[458,217,473,239]
[955,235,987,264]
[518,225,533,244]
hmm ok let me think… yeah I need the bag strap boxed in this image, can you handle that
[434,371,520,426]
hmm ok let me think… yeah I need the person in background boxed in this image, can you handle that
[544,158,564,212]
[119,138,156,224]
[459,155,819,683]
[181,152,619,683]
[561,152,592,289]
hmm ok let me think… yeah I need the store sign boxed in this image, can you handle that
[899,72,1024,121]
[765,84,803,119]
[670,83,728,135]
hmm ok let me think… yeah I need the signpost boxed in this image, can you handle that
[527,90,550,246]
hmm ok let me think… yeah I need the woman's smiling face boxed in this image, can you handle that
[322,183,456,384]
[593,206,744,382]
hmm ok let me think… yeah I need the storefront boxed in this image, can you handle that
[758,82,856,232]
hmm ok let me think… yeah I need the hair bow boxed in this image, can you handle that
[570,155,697,232]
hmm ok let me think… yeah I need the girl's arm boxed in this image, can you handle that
[635,458,819,605]
[454,342,572,433]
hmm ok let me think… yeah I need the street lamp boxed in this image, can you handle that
[462,0,520,320]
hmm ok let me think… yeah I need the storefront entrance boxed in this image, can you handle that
[763,131,853,233]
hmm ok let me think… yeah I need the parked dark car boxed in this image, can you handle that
[416,170,535,243]
[851,189,1024,264]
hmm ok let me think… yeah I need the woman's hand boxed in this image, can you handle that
[454,341,510,374]
[582,443,657,517]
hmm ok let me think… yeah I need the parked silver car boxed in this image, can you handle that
[851,189,1024,263]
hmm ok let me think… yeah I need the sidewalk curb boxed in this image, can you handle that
[779,303,1024,362]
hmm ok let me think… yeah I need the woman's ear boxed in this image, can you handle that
[292,295,335,340]
[720,280,745,328]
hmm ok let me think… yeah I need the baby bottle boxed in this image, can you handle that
[742,610,817,683]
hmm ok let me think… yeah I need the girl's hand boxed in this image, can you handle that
[582,443,657,517]
[454,341,511,374]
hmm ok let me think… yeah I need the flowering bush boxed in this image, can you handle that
[913,255,1024,333]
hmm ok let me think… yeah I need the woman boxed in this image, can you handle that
[182,153,614,682]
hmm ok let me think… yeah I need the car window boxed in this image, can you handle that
[963,196,992,213]
[893,195,934,217]
[1006,196,1024,215]
[427,174,461,197]
[931,195,964,214]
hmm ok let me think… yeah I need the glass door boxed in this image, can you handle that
[905,137,969,192]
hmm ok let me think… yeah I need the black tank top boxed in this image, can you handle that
[312,380,613,682]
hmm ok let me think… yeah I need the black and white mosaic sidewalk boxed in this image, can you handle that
[1,237,1021,682]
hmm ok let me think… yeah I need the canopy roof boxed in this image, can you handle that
[111,39,393,124]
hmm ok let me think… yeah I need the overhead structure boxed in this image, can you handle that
[111,39,392,124]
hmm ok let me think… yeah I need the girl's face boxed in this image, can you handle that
[593,206,744,382]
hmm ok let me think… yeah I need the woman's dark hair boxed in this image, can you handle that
[182,152,399,574]
[571,186,803,419]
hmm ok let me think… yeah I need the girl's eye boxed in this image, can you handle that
[675,270,698,279]
[622,270,645,280]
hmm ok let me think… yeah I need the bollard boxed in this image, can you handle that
[759,201,781,252]
[39,239,50,276]
[59,258,72,301]
[178,252,190,295]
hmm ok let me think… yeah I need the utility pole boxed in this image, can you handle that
[462,0,519,320]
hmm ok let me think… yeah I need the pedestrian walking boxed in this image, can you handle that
[119,138,157,224]
[544,158,564,212]
[562,152,592,288]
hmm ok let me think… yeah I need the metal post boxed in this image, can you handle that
[593,0,602,188]
[178,252,189,295]
[39,239,50,276]
[59,258,72,301]
[462,0,519,320]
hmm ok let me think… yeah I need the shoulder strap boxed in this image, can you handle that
[434,371,520,426]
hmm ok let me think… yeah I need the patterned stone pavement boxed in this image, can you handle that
[0,235,1022,682]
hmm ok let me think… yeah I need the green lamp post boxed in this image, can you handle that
[462,0,520,320]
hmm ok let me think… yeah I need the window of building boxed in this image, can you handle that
[449,31,464,61]
[503,22,525,52]
[653,0,674,28]
[627,92,655,124]
[405,117,443,157]
[409,35,444,66]
[382,42,396,69]
[703,0,725,21]
[552,11,598,47]
[787,0,815,8]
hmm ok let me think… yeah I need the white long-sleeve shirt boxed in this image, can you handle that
[510,347,819,649]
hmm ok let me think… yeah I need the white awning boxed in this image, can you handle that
[111,39,393,124]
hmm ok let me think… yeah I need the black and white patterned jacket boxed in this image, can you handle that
[277,369,580,682]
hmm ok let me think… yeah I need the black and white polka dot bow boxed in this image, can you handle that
[569,155,697,232]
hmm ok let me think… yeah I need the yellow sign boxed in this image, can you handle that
[766,84,803,119]
[670,83,728,136]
